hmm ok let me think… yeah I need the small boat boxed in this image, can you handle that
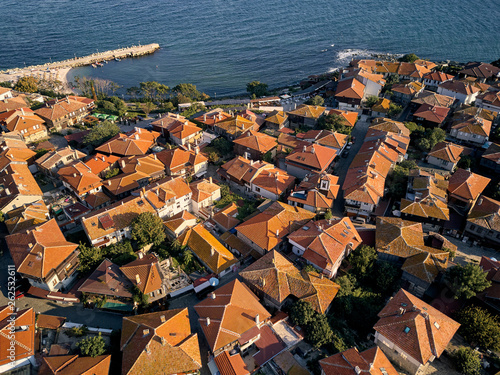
[114,57,121,61]
[95,62,104,67]
[91,64,97,68]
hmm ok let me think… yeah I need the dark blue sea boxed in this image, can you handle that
[1,0,499,96]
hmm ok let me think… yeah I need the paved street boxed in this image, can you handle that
[331,115,371,216]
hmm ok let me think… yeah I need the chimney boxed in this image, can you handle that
[138,252,144,259]
[135,134,140,140]
[218,113,222,120]
[107,180,111,186]
[261,277,266,287]
[255,314,260,324]
[311,146,315,154]
[184,120,188,125]
[161,337,166,346]
[320,273,324,279]
[21,108,25,115]
[210,247,215,257]
[160,315,166,323]
[176,114,179,119]
[206,317,211,326]
[210,292,216,300]
[135,274,141,284]
[187,143,191,151]
[203,114,207,121]
[5,188,10,195]
[276,229,280,237]
[195,146,199,155]
[28,243,33,249]
[247,131,251,137]
[302,145,306,152]
[478,197,483,205]
[101,155,105,162]
[209,176,212,184]
[121,159,126,168]
[143,329,150,336]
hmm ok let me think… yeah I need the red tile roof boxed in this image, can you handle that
[374,289,460,365]
[428,142,463,163]
[39,354,111,375]
[120,254,163,295]
[285,144,337,171]
[0,306,35,366]
[320,346,399,375]
[413,104,450,124]
[328,109,358,127]
[233,130,277,153]
[335,78,365,100]
[214,351,250,375]
[448,168,490,201]
[84,153,120,175]
[439,80,480,96]
[95,128,159,156]
[58,161,102,196]
[78,259,133,298]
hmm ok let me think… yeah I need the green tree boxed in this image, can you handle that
[77,333,106,357]
[386,160,418,198]
[404,121,421,133]
[457,156,476,170]
[246,81,268,97]
[375,262,400,291]
[131,285,149,307]
[83,120,120,147]
[446,263,491,299]
[78,244,103,274]
[305,95,324,106]
[173,83,208,101]
[453,347,481,375]
[0,211,4,223]
[364,95,379,108]
[429,128,446,148]
[0,81,13,88]
[139,101,156,118]
[104,168,120,179]
[139,81,170,102]
[416,137,431,151]
[306,314,333,348]
[211,137,233,155]
[317,114,352,134]
[456,306,500,351]
[388,103,402,118]
[330,332,350,353]
[14,76,38,93]
[324,209,333,220]
[208,152,219,164]
[347,245,377,279]
[289,300,315,326]
[131,212,165,248]
[399,53,419,63]
[263,151,273,163]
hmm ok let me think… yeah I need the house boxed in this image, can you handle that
[0,306,35,374]
[104,154,166,199]
[210,115,257,140]
[264,110,288,129]
[194,108,232,128]
[6,219,79,291]
[288,217,361,278]
[371,98,391,117]
[287,172,339,214]
[426,141,463,171]
[4,199,49,234]
[120,253,166,302]
[301,129,349,153]
[235,201,315,255]
[151,113,202,145]
[240,250,340,313]
[39,355,111,375]
[374,289,460,375]
[0,163,43,213]
[212,202,241,233]
[84,153,120,178]
[0,95,28,113]
[163,210,197,239]
[400,170,450,225]
[35,146,87,176]
[480,142,500,173]
[284,144,337,179]
[459,61,500,83]
[391,81,425,105]
[213,351,250,375]
[81,195,156,247]
[319,347,399,375]
[156,146,208,178]
[58,161,103,199]
[376,217,452,295]
[233,130,277,161]
[78,258,133,300]
[179,223,239,277]
[218,156,295,200]
[334,77,366,109]
[328,108,358,127]
[138,176,192,219]
[194,279,272,355]
[0,107,47,143]
[35,97,89,130]
[397,62,432,81]
[343,166,386,218]
[287,104,326,127]
[477,256,500,307]
[95,128,160,156]
[448,168,490,211]
[84,191,111,210]
[67,95,95,109]
[464,195,500,246]
[352,70,386,97]
[423,71,455,91]
[450,115,492,145]
[0,87,13,101]
[190,177,221,214]
[412,104,450,127]
[410,90,456,111]
[120,309,201,375]
[437,80,480,105]
[476,90,500,112]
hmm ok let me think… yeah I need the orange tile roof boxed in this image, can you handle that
[35,97,87,122]
[320,346,399,375]
[0,107,46,136]
[178,224,238,274]
[401,251,448,284]
[265,110,288,126]
[190,178,220,203]
[0,163,43,196]
[0,306,35,366]
[374,289,460,365]
[95,128,159,156]
[335,78,365,100]
[240,250,340,313]
[439,80,480,96]
[343,166,386,205]
[448,168,490,201]
[428,141,463,163]
[401,195,449,221]
[233,130,277,153]
[287,104,326,119]
[0,96,28,113]
[163,210,197,233]
[288,218,361,272]
[288,172,339,209]
[194,108,232,125]
[328,109,358,127]
[212,202,241,231]
[370,118,411,137]
[4,199,49,234]
[251,167,296,196]
[120,254,163,295]
[214,351,250,375]
[142,176,192,210]
[78,259,133,299]
[82,195,156,242]
[467,195,500,232]
[156,147,207,174]
[411,90,456,108]
[235,201,315,251]
[121,309,201,375]
[451,116,491,137]
[392,81,424,96]
[84,191,111,209]
[194,279,271,353]
[423,71,455,83]
[84,153,120,175]
[169,122,202,140]
[6,219,78,279]
[58,161,102,196]
[414,103,451,125]
[372,98,391,113]
[214,115,257,137]
[285,144,337,171]
[35,146,87,170]
[36,314,66,330]
[39,354,111,375]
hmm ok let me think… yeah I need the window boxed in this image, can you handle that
[404,326,410,333]
[52,279,57,286]
[434,322,440,329]
[255,187,260,192]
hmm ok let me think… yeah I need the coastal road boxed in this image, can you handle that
[331,115,371,217]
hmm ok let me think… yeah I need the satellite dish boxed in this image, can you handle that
[209,278,219,287]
